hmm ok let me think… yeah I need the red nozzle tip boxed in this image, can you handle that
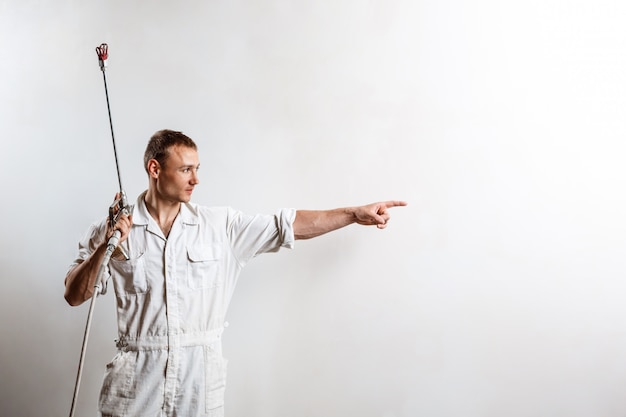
[96,43,108,61]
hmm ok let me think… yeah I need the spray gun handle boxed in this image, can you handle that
[108,191,132,230]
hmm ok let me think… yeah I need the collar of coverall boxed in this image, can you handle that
[132,190,200,228]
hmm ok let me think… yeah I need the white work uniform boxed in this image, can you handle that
[69,191,295,417]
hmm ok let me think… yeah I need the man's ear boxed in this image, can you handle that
[147,159,160,179]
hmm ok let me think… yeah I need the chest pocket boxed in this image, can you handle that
[109,251,148,294]
[187,246,222,290]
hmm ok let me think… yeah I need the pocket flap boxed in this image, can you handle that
[187,246,222,262]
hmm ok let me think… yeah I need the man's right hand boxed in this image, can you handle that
[107,193,133,244]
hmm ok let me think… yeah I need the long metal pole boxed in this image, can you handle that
[68,43,126,417]
[68,282,102,417]
[98,46,124,194]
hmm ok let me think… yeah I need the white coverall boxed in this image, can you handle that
[69,191,295,417]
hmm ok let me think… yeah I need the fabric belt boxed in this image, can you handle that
[115,327,224,351]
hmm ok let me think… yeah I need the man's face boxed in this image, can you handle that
[154,145,200,203]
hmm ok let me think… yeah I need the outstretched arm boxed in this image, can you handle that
[293,200,407,240]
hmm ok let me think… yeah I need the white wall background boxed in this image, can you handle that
[1,0,625,416]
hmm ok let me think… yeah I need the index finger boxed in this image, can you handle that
[382,200,408,208]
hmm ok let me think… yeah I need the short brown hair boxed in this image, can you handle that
[144,129,197,173]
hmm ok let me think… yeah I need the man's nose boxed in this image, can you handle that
[191,170,200,185]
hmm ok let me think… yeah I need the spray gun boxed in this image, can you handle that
[69,43,132,417]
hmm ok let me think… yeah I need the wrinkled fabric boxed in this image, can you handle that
[70,191,295,416]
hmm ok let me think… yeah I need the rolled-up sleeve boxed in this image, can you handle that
[225,208,296,265]
[66,218,111,294]
[276,208,296,250]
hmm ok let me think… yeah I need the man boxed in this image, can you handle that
[65,129,406,417]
